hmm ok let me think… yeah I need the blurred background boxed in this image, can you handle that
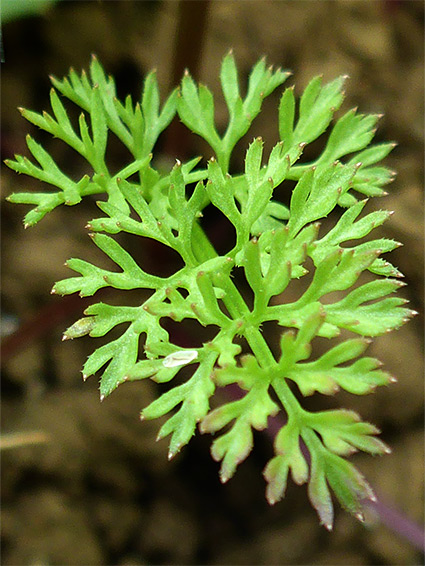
[1,1,424,564]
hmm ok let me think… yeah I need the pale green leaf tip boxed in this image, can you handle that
[220,473,230,484]
[168,446,181,461]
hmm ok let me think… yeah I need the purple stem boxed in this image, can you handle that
[366,497,425,552]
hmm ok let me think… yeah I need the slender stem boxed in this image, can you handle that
[272,375,305,420]
[216,148,231,175]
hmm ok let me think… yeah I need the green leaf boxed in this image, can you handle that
[244,59,290,117]
[220,51,240,110]
[251,200,290,234]
[263,453,290,505]
[167,163,209,263]
[278,87,295,148]
[83,303,144,337]
[50,68,90,110]
[206,158,242,231]
[90,86,108,169]
[323,451,375,518]
[307,447,334,530]
[325,291,413,336]
[119,176,181,241]
[294,75,346,145]
[288,162,359,237]
[308,409,390,456]
[349,142,396,168]
[62,316,96,340]
[48,88,86,153]
[368,257,404,278]
[207,333,241,368]
[245,137,264,187]
[294,248,375,307]
[179,56,289,172]
[195,270,231,326]
[141,71,178,155]
[210,419,254,483]
[240,223,315,315]
[202,369,279,482]
[317,109,380,164]
[350,165,395,197]
[6,191,65,227]
[52,233,164,296]
[287,339,392,396]
[82,325,140,397]
[264,422,309,504]
[143,355,216,458]
[178,71,221,151]
[311,200,394,265]
[141,71,160,132]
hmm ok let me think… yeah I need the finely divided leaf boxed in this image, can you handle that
[7,55,411,530]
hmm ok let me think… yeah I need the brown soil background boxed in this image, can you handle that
[1,1,424,565]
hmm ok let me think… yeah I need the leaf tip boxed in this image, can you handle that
[220,472,230,484]
[168,447,180,461]
[266,493,277,506]
[322,519,333,532]
[368,492,378,503]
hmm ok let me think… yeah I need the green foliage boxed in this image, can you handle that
[6,53,414,529]
[1,0,59,23]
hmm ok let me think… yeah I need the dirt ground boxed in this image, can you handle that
[1,1,424,565]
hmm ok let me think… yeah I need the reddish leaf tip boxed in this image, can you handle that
[168,449,178,461]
